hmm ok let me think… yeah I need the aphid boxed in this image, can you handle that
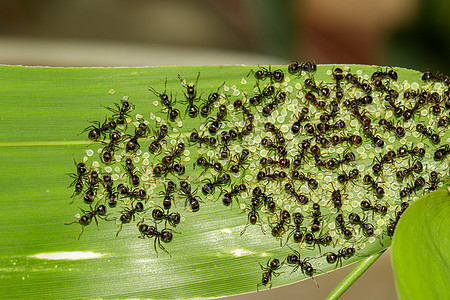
[125,122,148,153]
[325,247,356,267]
[104,100,134,126]
[231,149,250,173]
[153,163,186,177]
[264,122,285,145]
[100,130,122,163]
[270,210,291,240]
[325,151,355,170]
[330,134,362,146]
[103,174,118,207]
[233,99,254,123]
[189,130,217,147]
[260,157,291,169]
[261,137,288,156]
[202,173,231,195]
[291,171,318,189]
[178,72,200,118]
[399,176,426,198]
[348,212,374,237]
[162,142,185,166]
[249,66,285,82]
[303,123,329,146]
[148,80,180,121]
[360,199,388,215]
[286,250,316,277]
[159,180,176,209]
[148,124,168,154]
[257,170,288,182]
[138,223,174,257]
[363,174,385,196]
[304,231,332,253]
[124,158,140,186]
[207,104,227,134]
[424,171,439,193]
[195,156,223,175]
[222,184,247,206]
[288,61,317,74]
[286,212,306,243]
[116,201,145,236]
[65,204,107,239]
[433,144,450,161]
[337,168,360,185]
[83,170,100,204]
[304,78,330,98]
[372,150,396,175]
[379,118,405,138]
[362,125,385,147]
[291,107,309,134]
[151,207,181,227]
[262,92,287,116]
[257,258,282,291]
[241,197,264,235]
[68,162,88,198]
[179,180,201,212]
[335,214,353,238]
[397,145,425,158]
[396,160,423,181]
[81,118,117,141]
[416,123,440,144]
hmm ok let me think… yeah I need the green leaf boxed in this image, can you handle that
[0,64,448,299]
[391,189,450,300]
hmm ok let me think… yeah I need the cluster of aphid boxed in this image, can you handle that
[67,63,449,289]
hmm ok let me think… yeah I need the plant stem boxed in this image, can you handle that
[325,250,386,300]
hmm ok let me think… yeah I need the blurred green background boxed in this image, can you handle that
[1,1,447,299]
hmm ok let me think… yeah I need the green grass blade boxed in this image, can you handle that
[0,64,448,299]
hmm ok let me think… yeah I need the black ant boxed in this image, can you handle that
[236,123,254,140]
[104,100,134,126]
[384,94,403,116]
[286,250,316,277]
[360,199,388,216]
[288,61,317,74]
[202,173,231,195]
[65,204,107,239]
[330,134,363,146]
[151,207,181,227]
[189,129,217,147]
[291,107,309,134]
[138,223,174,257]
[240,197,264,235]
[316,119,346,133]
[416,123,440,144]
[207,104,227,134]
[337,168,360,185]
[429,92,443,115]
[103,174,118,207]
[249,85,275,106]
[348,212,374,237]
[386,202,409,237]
[362,125,385,147]
[231,149,250,173]
[257,169,288,182]
[304,231,332,253]
[325,151,355,170]
[81,118,117,141]
[425,171,439,193]
[437,115,450,127]
[345,73,372,94]
[265,122,285,145]
[284,183,309,204]
[100,130,122,164]
[124,158,140,186]
[126,122,148,152]
[200,84,223,117]
[363,174,385,196]
[195,156,223,175]
[118,185,147,200]
[332,68,344,100]
[397,144,425,158]
[253,187,277,212]
[325,247,356,267]
[372,69,398,81]
[304,78,330,98]
[434,144,450,161]
[222,183,247,206]
[261,157,291,169]
[310,145,325,168]
[233,99,254,123]
[153,163,185,177]
[399,176,425,198]
[249,66,284,82]
[270,210,291,240]
[116,201,145,236]
[422,71,450,86]
[219,140,231,160]
[291,171,318,189]
[347,102,372,127]
[335,214,353,239]
[379,118,405,138]
[286,212,306,243]
[148,79,179,121]
[148,124,168,154]
[161,142,185,166]
[178,72,200,118]
[293,139,311,169]
[403,93,428,121]
[179,181,201,212]
[372,150,396,175]
[396,160,423,181]
[262,92,287,116]
[257,258,282,291]
[159,180,176,209]
[83,170,100,204]
[303,123,329,146]
[304,91,326,110]
[329,186,345,211]
[261,138,288,156]
[68,161,88,198]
